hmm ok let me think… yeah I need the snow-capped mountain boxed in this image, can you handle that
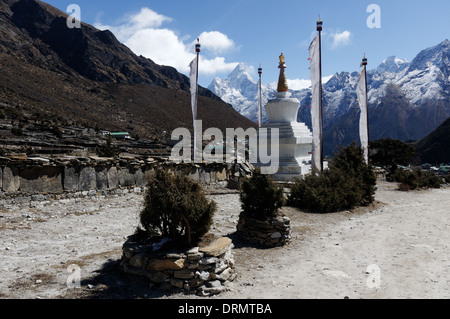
[209,40,450,155]
[208,63,276,123]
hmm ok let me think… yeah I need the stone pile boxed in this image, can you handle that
[237,213,291,248]
[120,236,235,296]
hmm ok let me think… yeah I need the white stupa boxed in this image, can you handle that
[257,53,313,181]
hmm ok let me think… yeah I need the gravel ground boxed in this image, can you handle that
[0,181,449,299]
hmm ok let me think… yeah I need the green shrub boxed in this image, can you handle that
[287,143,377,213]
[239,169,285,220]
[388,167,441,190]
[139,169,216,248]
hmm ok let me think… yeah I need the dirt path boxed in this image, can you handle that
[1,181,449,299]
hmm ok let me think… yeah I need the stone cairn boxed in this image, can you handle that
[237,213,291,248]
[120,236,235,296]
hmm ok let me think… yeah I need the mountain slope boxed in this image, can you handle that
[209,40,450,155]
[413,116,450,165]
[0,0,255,145]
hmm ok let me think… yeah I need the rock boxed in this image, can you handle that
[187,252,204,261]
[206,280,222,288]
[165,253,185,259]
[147,259,186,271]
[213,267,233,281]
[134,169,146,187]
[199,257,218,265]
[170,278,184,289]
[187,261,199,270]
[197,281,226,296]
[79,167,96,190]
[200,237,232,257]
[215,168,227,181]
[19,166,63,193]
[212,259,228,274]
[186,247,199,254]
[107,167,119,189]
[196,270,210,281]
[144,271,169,283]
[271,232,282,239]
[129,253,147,268]
[2,166,20,193]
[118,168,136,187]
[199,168,211,184]
[187,168,199,182]
[174,269,195,280]
[95,167,109,190]
[189,278,204,289]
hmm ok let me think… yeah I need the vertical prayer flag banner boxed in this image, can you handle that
[309,34,323,173]
[356,68,369,164]
[189,57,198,124]
[189,56,201,162]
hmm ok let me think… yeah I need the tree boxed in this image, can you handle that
[369,138,416,167]
[288,143,376,213]
[140,169,216,248]
[239,169,285,220]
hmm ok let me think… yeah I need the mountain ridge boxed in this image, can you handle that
[209,40,450,155]
[0,0,256,149]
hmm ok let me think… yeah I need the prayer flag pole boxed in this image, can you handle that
[309,17,324,174]
[258,64,263,128]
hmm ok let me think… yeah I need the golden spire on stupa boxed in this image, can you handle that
[277,53,288,92]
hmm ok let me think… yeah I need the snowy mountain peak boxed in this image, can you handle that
[409,39,450,71]
[227,63,256,86]
[376,56,409,73]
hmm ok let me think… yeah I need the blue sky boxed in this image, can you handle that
[45,0,450,88]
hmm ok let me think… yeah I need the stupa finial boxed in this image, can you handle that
[277,53,288,92]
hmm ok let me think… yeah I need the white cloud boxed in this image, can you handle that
[271,75,333,91]
[95,8,238,76]
[331,31,351,49]
[196,31,235,54]
[125,28,192,72]
[200,57,238,75]
[287,79,312,91]
[95,8,171,42]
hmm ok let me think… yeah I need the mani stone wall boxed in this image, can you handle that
[121,236,235,296]
[0,155,253,196]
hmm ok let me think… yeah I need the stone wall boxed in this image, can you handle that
[120,236,235,296]
[236,213,291,248]
[0,154,253,197]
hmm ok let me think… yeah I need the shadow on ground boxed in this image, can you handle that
[60,259,177,299]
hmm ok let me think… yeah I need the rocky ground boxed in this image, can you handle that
[0,181,449,299]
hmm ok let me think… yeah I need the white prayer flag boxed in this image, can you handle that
[309,34,323,173]
[189,56,201,162]
[189,57,198,123]
[356,67,369,164]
